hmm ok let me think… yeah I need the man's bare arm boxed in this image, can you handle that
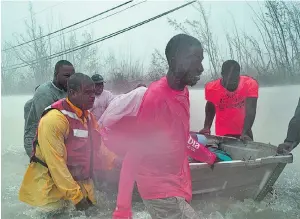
[242,97,258,138]
[199,101,215,134]
[284,98,300,146]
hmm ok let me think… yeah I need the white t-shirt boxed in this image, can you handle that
[99,87,147,128]
[90,90,115,120]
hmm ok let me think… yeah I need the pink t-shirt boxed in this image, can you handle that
[113,77,217,219]
[205,75,259,136]
[113,77,192,218]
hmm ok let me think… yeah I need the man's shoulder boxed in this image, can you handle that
[35,81,52,92]
[25,98,33,106]
[98,89,113,99]
[34,82,65,102]
[41,108,65,119]
[39,109,68,129]
[102,89,113,95]
[294,97,300,115]
[132,86,147,94]
[241,75,259,85]
[145,78,188,104]
[141,81,166,106]
[205,78,221,91]
[145,77,165,94]
[34,82,53,98]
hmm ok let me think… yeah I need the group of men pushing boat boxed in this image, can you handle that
[19,34,300,219]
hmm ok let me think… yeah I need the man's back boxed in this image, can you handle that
[24,99,33,120]
[24,81,66,157]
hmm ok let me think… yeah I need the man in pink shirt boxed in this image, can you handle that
[100,86,214,162]
[90,74,115,120]
[112,34,211,219]
[199,60,259,141]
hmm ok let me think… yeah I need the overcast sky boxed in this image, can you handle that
[1,0,263,72]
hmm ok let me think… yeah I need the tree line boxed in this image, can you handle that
[149,1,300,86]
[2,1,300,95]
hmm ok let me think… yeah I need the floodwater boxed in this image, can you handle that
[1,85,300,219]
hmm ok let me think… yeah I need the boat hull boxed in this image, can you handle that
[98,134,293,202]
[190,157,291,201]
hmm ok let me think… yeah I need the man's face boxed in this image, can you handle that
[175,46,204,87]
[72,82,96,110]
[95,82,104,96]
[222,71,240,91]
[57,65,75,91]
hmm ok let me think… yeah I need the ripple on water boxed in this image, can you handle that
[3,172,300,219]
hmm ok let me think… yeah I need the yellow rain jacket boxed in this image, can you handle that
[19,98,117,210]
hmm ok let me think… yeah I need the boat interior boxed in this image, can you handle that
[205,135,277,161]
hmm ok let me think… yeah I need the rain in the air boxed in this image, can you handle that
[1,1,299,219]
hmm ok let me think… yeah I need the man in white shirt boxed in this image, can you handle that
[90,74,115,120]
[99,86,147,129]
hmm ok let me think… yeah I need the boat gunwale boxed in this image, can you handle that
[189,154,293,170]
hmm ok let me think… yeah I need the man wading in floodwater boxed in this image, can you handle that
[24,60,75,157]
[277,97,300,155]
[199,60,259,141]
[113,34,212,219]
[90,74,115,121]
[24,85,40,121]
[19,73,119,215]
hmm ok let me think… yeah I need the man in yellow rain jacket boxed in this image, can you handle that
[19,73,120,212]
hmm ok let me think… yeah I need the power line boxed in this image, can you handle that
[5,0,196,70]
[3,0,147,70]
[3,0,196,71]
[47,0,147,42]
[2,0,133,52]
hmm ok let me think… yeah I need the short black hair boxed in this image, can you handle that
[35,85,40,91]
[67,73,93,92]
[221,60,240,76]
[54,60,73,74]
[165,34,202,66]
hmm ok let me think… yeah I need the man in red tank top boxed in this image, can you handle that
[199,60,259,141]
[112,34,205,219]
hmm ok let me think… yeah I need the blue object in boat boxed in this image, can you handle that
[208,147,232,161]
[192,133,232,161]
[195,134,208,146]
